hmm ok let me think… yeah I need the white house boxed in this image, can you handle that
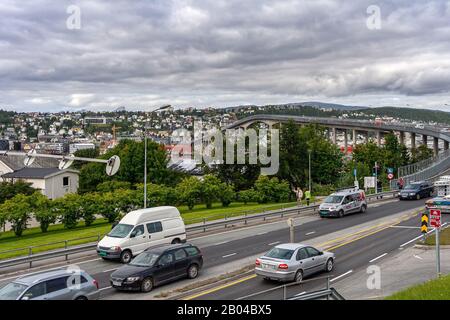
[2,167,79,199]
[0,154,79,199]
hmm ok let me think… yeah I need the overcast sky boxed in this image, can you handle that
[1,0,450,112]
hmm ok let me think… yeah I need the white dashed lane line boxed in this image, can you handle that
[369,253,387,263]
[305,231,316,236]
[268,241,280,246]
[330,270,353,283]
[222,253,237,258]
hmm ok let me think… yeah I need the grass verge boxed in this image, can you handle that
[386,274,450,300]
[0,201,298,260]
[425,227,450,246]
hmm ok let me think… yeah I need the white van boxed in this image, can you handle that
[96,206,186,263]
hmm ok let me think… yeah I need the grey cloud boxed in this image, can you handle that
[0,0,450,111]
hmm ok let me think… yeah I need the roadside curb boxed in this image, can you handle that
[413,244,450,250]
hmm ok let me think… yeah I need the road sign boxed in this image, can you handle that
[387,167,394,174]
[387,173,394,180]
[421,213,428,234]
[364,176,376,189]
[430,209,441,228]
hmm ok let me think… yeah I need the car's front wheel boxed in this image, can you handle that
[187,264,199,279]
[120,250,132,264]
[140,277,153,292]
[338,210,344,218]
[325,258,334,272]
[360,205,367,213]
[416,194,421,200]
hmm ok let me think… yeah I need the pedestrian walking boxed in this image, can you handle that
[305,189,311,206]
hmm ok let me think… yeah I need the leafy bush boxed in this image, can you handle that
[0,194,32,236]
[237,189,259,204]
[176,177,202,210]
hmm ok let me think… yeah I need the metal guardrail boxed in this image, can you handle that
[0,191,398,270]
[289,288,345,300]
[399,149,450,178]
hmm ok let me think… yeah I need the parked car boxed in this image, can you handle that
[255,243,335,282]
[399,181,434,200]
[319,188,367,218]
[110,243,203,292]
[97,206,186,263]
[0,268,99,300]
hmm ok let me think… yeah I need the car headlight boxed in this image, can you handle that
[410,193,416,196]
[110,246,121,252]
[329,207,336,211]
[126,277,140,282]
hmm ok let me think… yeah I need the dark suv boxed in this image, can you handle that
[399,181,434,200]
[110,243,203,292]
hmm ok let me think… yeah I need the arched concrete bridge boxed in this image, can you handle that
[226,114,450,157]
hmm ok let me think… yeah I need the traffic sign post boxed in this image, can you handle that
[287,218,295,243]
[421,212,428,242]
[429,209,441,277]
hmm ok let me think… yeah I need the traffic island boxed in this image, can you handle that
[386,274,450,300]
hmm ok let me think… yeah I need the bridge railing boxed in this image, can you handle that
[401,151,450,184]
[398,149,450,177]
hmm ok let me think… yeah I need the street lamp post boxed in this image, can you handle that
[143,105,171,208]
[308,149,312,193]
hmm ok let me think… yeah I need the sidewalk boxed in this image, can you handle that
[334,245,450,299]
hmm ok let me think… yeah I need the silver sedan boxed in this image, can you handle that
[255,243,335,282]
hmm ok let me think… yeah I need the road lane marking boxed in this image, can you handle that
[306,231,316,236]
[413,255,423,260]
[222,253,237,258]
[182,274,257,300]
[213,241,230,246]
[102,268,118,273]
[389,225,420,229]
[98,286,112,292]
[330,270,353,282]
[256,232,267,236]
[369,253,387,263]
[268,241,280,246]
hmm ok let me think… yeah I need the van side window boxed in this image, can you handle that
[131,225,145,237]
[46,277,69,294]
[185,247,199,256]
[146,222,163,234]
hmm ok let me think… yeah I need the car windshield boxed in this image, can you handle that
[129,252,160,267]
[405,184,420,190]
[265,248,294,260]
[324,195,344,204]
[0,282,28,300]
[107,224,133,238]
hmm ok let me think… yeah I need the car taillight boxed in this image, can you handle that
[93,279,99,289]
[255,259,261,266]
[278,264,289,270]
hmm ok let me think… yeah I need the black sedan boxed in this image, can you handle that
[110,243,203,292]
[399,181,434,200]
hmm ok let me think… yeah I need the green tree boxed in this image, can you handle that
[201,175,221,209]
[411,144,434,163]
[79,139,184,193]
[176,177,202,210]
[217,183,235,207]
[0,181,35,204]
[254,176,292,203]
[0,194,32,236]
[54,193,83,229]
[31,192,57,233]
[237,189,259,204]
[278,120,308,188]
[135,183,176,207]
[72,148,100,169]
[96,181,132,193]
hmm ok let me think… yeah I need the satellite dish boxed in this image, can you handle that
[105,155,121,176]
[59,155,75,170]
[23,149,37,167]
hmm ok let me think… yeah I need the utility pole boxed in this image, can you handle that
[308,149,312,193]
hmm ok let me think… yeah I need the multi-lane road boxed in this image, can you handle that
[0,197,443,300]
